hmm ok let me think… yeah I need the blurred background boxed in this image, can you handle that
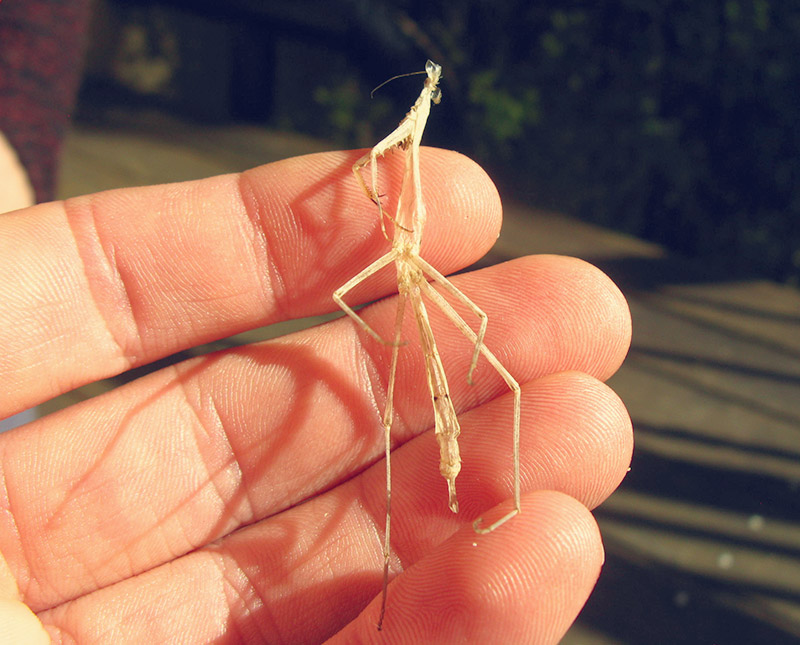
[3,1,800,642]
[71,0,800,284]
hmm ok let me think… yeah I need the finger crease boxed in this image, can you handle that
[65,196,142,367]
[237,172,287,325]
[175,373,254,529]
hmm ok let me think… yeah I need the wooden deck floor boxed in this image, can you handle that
[53,110,800,643]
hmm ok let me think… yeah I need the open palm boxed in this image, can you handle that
[0,149,632,644]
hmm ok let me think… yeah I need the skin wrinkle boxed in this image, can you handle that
[209,561,243,644]
[197,383,256,528]
[304,319,400,497]
[248,155,350,325]
[63,195,141,368]
[235,563,288,645]
[94,538,137,605]
[39,427,131,601]
[40,457,110,609]
[237,171,284,327]
[47,624,75,645]
[173,376,241,541]
[88,520,141,594]
[82,193,139,359]
[175,372,238,503]
[354,491,391,577]
[350,398,427,580]
[143,476,235,571]
[261,200,294,325]
[39,394,212,610]
[279,159,370,321]
[0,458,29,600]
[203,340,361,525]
[215,550,271,645]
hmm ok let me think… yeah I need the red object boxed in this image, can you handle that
[0,0,92,202]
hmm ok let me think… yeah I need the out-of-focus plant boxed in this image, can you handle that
[315,0,800,281]
[466,68,541,158]
[313,75,393,148]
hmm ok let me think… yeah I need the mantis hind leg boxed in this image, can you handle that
[416,271,522,532]
[377,291,407,631]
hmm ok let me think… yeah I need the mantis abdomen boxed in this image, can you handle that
[408,282,462,513]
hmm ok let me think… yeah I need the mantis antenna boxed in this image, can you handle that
[370,69,427,98]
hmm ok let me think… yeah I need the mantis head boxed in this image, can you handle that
[425,59,442,104]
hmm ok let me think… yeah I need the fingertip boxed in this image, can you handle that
[423,148,503,261]
[337,491,603,644]
[557,255,632,379]
[523,371,634,509]
[486,254,631,381]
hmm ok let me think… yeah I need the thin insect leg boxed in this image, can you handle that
[409,138,426,239]
[353,119,414,237]
[377,289,406,631]
[353,154,392,239]
[333,249,402,345]
[352,157,411,239]
[416,277,521,533]
[413,255,488,385]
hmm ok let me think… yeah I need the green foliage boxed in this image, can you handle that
[466,69,540,156]
[451,0,800,282]
[313,75,392,148]
[315,1,800,281]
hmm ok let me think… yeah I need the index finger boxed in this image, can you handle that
[0,149,501,415]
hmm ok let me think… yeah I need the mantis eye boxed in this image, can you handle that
[431,87,442,104]
[425,59,441,78]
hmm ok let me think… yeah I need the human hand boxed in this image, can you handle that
[0,131,35,214]
[0,149,632,643]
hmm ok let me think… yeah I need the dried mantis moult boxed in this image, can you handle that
[332,60,521,630]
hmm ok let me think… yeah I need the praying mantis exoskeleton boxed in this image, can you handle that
[332,60,521,630]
